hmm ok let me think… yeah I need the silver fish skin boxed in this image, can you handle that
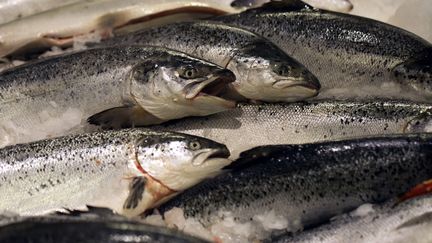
[148,101,432,158]
[0,0,82,25]
[159,134,432,235]
[0,214,209,243]
[214,0,432,102]
[280,195,432,243]
[0,45,235,147]
[0,128,231,217]
[0,0,240,58]
[103,21,320,103]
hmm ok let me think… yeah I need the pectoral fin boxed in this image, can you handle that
[123,176,147,210]
[121,175,175,218]
[87,105,164,129]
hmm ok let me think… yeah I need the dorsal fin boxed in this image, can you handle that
[259,0,313,12]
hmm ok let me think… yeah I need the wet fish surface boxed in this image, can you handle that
[0,0,240,58]
[0,0,82,25]
[0,128,231,217]
[0,214,209,243]
[103,21,320,102]
[0,45,235,147]
[214,0,432,102]
[148,101,432,158]
[159,134,432,237]
[279,195,432,243]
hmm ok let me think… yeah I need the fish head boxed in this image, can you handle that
[392,49,432,97]
[121,132,231,217]
[129,51,236,121]
[228,42,320,102]
[134,133,231,190]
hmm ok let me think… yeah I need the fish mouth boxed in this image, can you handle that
[207,147,231,159]
[185,69,237,108]
[272,77,321,98]
[192,148,231,166]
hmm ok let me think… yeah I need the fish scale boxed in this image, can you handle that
[280,195,432,243]
[159,134,432,237]
[148,101,432,158]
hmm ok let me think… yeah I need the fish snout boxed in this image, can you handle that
[303,71,321,91]
[271,71,321,100]
[208,146,231,159]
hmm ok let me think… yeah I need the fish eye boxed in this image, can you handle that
[188,141,201,150]
[273,63,291,76]
[179,66,198,79]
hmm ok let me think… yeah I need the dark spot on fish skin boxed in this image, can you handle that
[123,177,147,210]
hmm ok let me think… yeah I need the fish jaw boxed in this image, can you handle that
[269,78,321,102]
[183,68,237,110]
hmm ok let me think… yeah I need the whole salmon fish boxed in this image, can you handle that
[0,129,231,217]
[0,45,235,147]
[148,101,432,158]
